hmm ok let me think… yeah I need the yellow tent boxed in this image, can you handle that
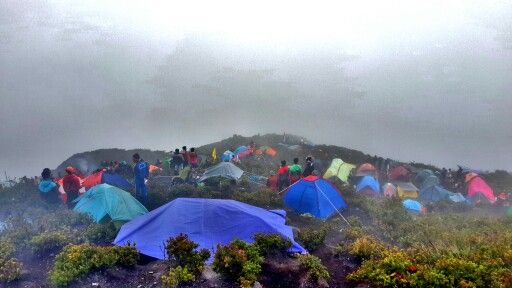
[323,158,355,183]
[395,182,419,199]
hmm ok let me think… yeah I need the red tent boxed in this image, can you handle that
[388,166,409,181]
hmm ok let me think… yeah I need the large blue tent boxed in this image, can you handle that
[114,198,305,260]
[283,176,347,220]
[356,176,381,193]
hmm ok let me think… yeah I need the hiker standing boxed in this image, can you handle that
[38,168,60,204]
[172,149,185,176]
[181,146,189,167]
[288,158,302,184]
[302,156,315,177]
[189,148,199,168]
[266,171,278,192]
[133,153,150,205]
[277,160,290,191]
[62,166,82,209]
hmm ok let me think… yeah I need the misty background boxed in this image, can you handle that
[0,0,511,177]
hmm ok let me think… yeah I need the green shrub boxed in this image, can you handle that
[30,230,73,255]
[165,234,210,275]
[298,227,328,251]
[213,239,264,288]
[348,235,385,260]
[343,226,365,240]
[49,243,139,287]
[161,266,196,288]
[232,190,283,208]
[254,233,291,256]
[296,254,330,281]
[81,222,118,243]
[0,241,22,282]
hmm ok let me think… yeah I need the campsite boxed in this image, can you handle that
[0,133,511,288]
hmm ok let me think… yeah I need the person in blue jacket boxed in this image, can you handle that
[132,153,149,205]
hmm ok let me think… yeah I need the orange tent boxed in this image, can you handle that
[149,165,162,173]
[266,147,277,157]
[357,163,376,174]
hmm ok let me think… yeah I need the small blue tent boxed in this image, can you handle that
[234,146,248,155]
[220,150,235,162]
[403,199,424,215]
[101,172,133,190]
[114,198,305,260]
[356,176,381,193]
[418,185,457,202]
[283,176,347,220]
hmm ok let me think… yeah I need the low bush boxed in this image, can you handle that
[161,266,196,288]
[0,241,22,282]
[165,234,210,275]
[213,239,264,288]
[30,230,74,255]
[232,190,283,208]
[296,254,330,281]
[348,235,385,260]
[81,222,118,243]
[49,243,139,287]
[298,227,328,251]
[254,233,291,256]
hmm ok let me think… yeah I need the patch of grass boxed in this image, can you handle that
[232,190,283,209]
[30,230,74,255]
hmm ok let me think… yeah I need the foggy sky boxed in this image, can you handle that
[1,0,511,177]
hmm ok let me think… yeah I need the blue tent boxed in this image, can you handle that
[356,176,381,193]
[74,184,148,224]
[420,175,440,190]
[234,146,248,155]
[283,176,347,220]
[418,185,454,202]
[101,172,133,190]
[220,150,235,162]
[414,170,435,186]
[403,199,423,215]
[114,198,305,260]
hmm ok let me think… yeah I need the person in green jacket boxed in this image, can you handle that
[289,158,302,184]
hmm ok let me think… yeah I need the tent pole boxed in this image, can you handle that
[314,183,351,228]
[278,180,302,195]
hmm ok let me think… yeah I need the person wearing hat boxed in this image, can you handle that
[38,168,60,204]
[62,166,82,208]
[133,153,150,205]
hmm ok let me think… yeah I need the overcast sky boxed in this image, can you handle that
[1,0,511,177]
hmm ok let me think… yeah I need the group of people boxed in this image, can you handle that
[170,146,199,175]
[38,166,83,208]
[267,156,316,191]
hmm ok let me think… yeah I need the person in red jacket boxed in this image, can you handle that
[62,166,82,209]
[189,147,199,168]
[266,171,278,192]
[277,160,290,191]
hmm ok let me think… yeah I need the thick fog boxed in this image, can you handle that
[1,0,511,177]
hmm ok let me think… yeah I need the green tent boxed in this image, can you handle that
[73,184,148,227]
[323,158,355,183]
[507,206,512,218]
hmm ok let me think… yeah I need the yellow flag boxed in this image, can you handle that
[211,147,217,162]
